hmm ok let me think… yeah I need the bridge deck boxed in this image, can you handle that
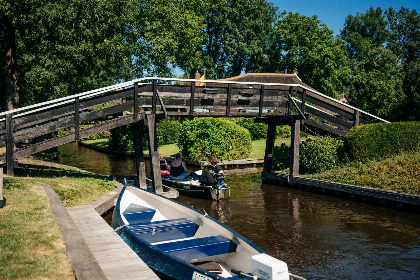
[67,205,160,280]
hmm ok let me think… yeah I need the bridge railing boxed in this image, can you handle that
[0,77,388,174]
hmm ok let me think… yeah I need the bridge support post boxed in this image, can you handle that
[6,113,14,177]
[133,122,147,189]
[146,114,163,193]
[263,121,276,177]
[289,119,300,186]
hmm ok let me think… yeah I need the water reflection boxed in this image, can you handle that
[58,143,420,279]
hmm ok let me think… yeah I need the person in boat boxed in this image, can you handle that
[199,156,224,186]
[159,155,170,176]
[169,153,189,180]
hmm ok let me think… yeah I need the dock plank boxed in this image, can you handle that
[67,205,159,280]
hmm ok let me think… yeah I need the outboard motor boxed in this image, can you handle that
[213,173,225,188]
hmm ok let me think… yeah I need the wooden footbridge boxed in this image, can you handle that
[0,75,387,192]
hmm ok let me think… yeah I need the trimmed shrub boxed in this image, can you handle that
[276,125,291,138]
[273,143,290,171]
[346,122,420,161]
[177,117,252,161]
[272,136,346,174]
[300,137,346,174]
[231,117,267,140]
[157,118,181,145]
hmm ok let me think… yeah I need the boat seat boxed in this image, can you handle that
[123,205,156,225]
[155,235,237,262]
[131,218,198,243]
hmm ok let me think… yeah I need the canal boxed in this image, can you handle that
[58,143,420,279]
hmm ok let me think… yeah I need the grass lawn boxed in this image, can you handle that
[83,137,294,159]
[0,158,115,279]
[303,151,420,195]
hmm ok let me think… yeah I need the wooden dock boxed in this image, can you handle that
[67,205,160,280]
[45,186,160,280]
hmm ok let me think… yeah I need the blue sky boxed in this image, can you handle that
[269,0,420,35]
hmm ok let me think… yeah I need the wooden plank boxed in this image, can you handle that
[290,119,300,185]
[263,121,276,175]
[80,101,133,124]
[303,119,348,137]
[353,110,360,127]
[74,97,80,141]
[293,99,353,129]
[227,83,232,115]
[190,82,195,114]
[14,117,74,143]
[0,167,3,200]
[259,85,265,116]
[67,205,159,280]
[14,133,75,159]
[6,114,14,176]
[133,122,147,189]
[79,115,137,139]
[152,80,157,114]
[134,82,139,122]
[146,114,162,193]
[44,187,108,280]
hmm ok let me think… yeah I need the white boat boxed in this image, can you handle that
[112,180,305,280]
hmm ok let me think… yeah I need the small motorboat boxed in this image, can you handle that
[112,180,304,280]
[162,172,230,200]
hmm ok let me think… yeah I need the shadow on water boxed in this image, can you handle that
[58,143,420,280]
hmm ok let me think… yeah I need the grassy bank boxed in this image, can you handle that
[0,158,114,279]
[83,137,293,158]
[303,151,420,195]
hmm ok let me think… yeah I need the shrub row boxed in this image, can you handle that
[346,122,420,161]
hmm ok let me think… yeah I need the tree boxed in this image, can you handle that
[263,11,349,98]
[340,7,419,120]
[0,0,205,109]
[180,0,277,79]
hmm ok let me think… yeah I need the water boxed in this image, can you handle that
[58,143,420,279]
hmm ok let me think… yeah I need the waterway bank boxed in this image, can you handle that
[0,157,115,279]
[56,142,420,279]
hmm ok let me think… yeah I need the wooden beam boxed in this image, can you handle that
[353,110,360,127]
[146,114,162,193]
[190,82,195,114]
[263,121,276,175]
[301,89,306,114]
[133,122,147,188]
[134,82,139,122]
[6,114,14,176]
[0,166,3,201]
[226,83,232,116]
[259,85,265,116]
[74,97,80,141]
[152,80,157,114]
[290,119,300,186]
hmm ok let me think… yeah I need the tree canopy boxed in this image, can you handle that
[1,1,419,123]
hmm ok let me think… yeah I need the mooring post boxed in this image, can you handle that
[263,120,276,177]
[0,166,3,200]
[146,114,163,193]
[289,119,300,186]
[74,97,80,141]
[133,122,147,189]
[5,113,14,177]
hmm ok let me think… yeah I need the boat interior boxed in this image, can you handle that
[118,186,260,279]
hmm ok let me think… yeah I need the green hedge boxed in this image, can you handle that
[177,118,252,161]
[157,118,181,145]
[346,122,420,161]
[273,136,346,174]
[231,118,267,140]
[300,137,346,174]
